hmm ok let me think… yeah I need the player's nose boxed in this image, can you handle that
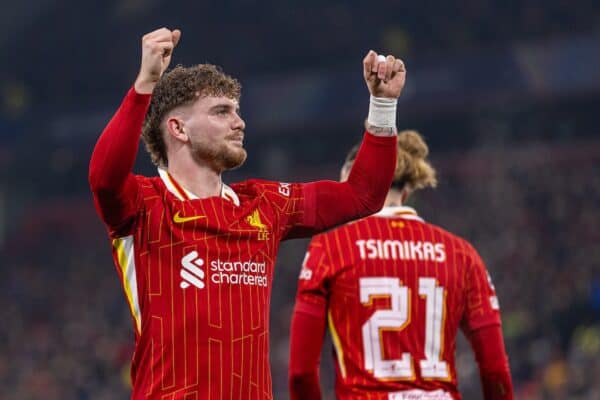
[233,113,246,131]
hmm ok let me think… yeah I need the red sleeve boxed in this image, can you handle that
[289,132,396,237]
[467,325,514,400]
[461,243,502,334]
[289,237,331,400]
[88,88,151,235]
[294,238,331,314]
[288,309,327,400]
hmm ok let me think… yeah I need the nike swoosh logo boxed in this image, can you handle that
[173,211,206,223]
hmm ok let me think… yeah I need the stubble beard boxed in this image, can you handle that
[219,145,247,170]
[192,136,247,172]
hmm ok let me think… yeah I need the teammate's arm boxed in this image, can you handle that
[288,304,327,400]
[467,325,514,400]
[461,245,514,400]
[89,28,180,231]
[290,52,406,236]
[289,241,330,400]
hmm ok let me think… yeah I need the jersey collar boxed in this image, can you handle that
[158,168,240,206]
[374,206,424,222]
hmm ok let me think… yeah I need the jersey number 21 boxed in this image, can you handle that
[360,277,449,380]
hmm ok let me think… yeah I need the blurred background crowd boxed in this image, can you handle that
[1,1,599,399]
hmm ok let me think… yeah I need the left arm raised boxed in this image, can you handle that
[300,130,396,233]
[291,51,405,235]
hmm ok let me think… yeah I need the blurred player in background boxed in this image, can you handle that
[89,27,406,399]
[289,130,514,400]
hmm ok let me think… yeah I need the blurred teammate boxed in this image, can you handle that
[289,131,513,400]
[89,27,405,399]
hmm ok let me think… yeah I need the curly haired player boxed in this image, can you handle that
[89,27,406,400]
[289,131,513,400]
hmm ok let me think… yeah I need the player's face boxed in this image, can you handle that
[184,95,247,171]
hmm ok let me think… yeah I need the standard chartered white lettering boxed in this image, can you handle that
[355,240,446,262]
[210,260,266,274]
[207,259,268,287]
[211,272,267,287]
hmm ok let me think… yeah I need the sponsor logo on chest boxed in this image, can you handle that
[180,250,268,290]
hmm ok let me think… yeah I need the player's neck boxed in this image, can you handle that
[384,190,405,207]
[167,159,223,199]
[385,186,413,207]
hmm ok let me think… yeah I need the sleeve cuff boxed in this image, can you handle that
[363,130,398,145]
[127,86,152,105]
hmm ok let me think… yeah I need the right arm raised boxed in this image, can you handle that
[88,88,151,231]
[88,28,180,233]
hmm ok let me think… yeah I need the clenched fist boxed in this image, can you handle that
[134,27,182,94]
[363,51,406,99]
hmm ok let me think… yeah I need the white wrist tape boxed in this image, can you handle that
[367,96,397,128]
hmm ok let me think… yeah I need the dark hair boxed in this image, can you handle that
[141,64,242,166]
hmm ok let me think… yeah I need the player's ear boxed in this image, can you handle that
[165,116,189,143]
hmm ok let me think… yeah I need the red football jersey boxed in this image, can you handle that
[90,87,397,400]
[295,206,501,400]
[110,170,308,399]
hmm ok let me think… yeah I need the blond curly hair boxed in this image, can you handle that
[344,130,437,191]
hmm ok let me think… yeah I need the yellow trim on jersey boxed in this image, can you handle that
[374,206,424,222]
[328,311,347,379]
[113,236,142,334]
[157,167,241,205]
[166,171,190,200]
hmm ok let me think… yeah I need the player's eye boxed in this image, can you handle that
[213,106,230,115]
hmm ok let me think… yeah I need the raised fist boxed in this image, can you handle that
[363,51,406,99]
[134,27,181,94]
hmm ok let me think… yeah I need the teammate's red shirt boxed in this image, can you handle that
[89,88,397,399]
[294,206,502,400]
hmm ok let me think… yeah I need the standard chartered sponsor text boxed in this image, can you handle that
[210,260,268,287]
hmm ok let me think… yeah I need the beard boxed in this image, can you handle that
[191,134,247,172]
[217,144,247,170]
